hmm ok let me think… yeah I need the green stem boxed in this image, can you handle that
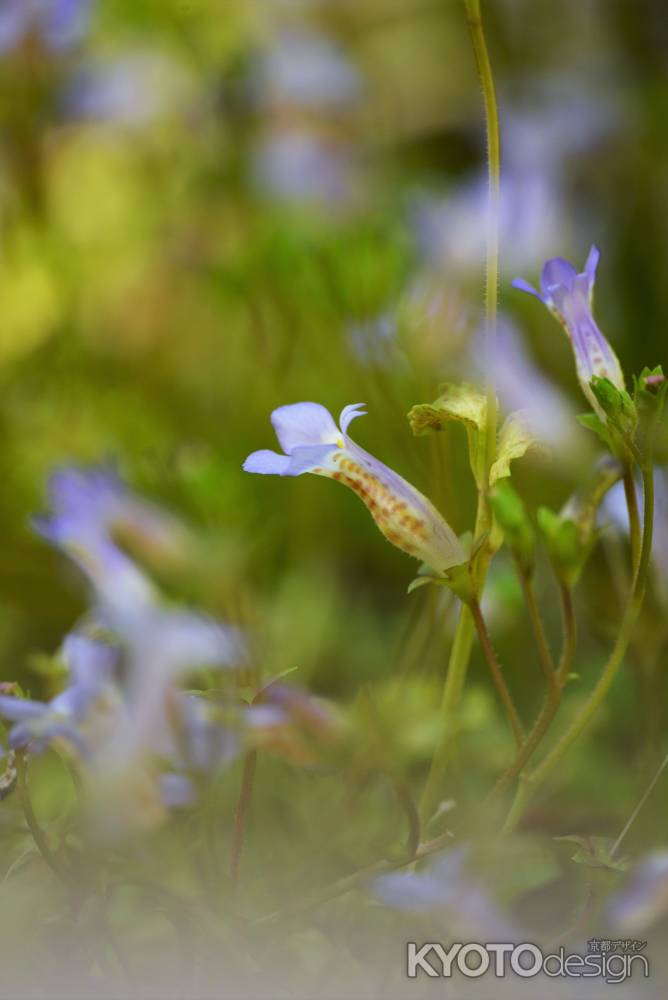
[254,830,455,927]
[503,463,655,833]
[517,565,556,682]
[419,605,474,825]
[491,585,575,799]
[470,598,524,747]
[418,0,501,828]
[465,0,500,476]
[610,751,668,858]
[230,750,257,889]
[623,466,641,580]
[16,751,69,884]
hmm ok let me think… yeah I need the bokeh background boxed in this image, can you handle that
[0,0,667,997]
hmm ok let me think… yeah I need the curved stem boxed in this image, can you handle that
[503,462,655,833]
[517,564,556,682]
[491,584,575,799]
[230,750,257,890]
[623,466,641,580]
[470,599,524,747]
[465,0,500,476]
[253,830,455,927]
[16,751,69,884]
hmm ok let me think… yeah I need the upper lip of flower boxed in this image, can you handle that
[512,245,600,312]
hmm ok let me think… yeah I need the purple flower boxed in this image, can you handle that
[244,403,465,574]
[33,466,164,624]
[256,28,361,111]
[0,633,118,755]
[373,847,516,938]
[252,128,355,207]
[513,247,625,418]
[0,0,92,55]
[608,851,668,933]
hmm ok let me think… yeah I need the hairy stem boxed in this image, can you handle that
[465,0,500,476]
[503,462,655,833]
[491,585,576,799]
[517,565,557,682]
[419,0,501,826]
[470,598,524,747]
[419,606,474,825]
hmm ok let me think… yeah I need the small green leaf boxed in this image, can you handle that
[490,411,540,485]
[409,383,488,489]
[490,481,534,571]
[590,377,638,452]
[408,383,486,434]
[577,412,613,450]
[555,834,629,872]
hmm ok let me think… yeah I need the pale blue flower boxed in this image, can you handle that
[33,466,164,625]
[256,28,360,111]
[513,247,625,417]
[608,851,668,933]
[253,128,354,206]
[244,402,465,574]
[0,633,118,755]
[374,847,516,937]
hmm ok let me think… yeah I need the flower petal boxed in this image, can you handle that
[271,402,340,453]
[511,277,542,300]
[339,403,366,436]
[0,696,48,722]
[540,256,577,297]
[285,444,339,476]
[584,244,600,297]
[243,449,291,475]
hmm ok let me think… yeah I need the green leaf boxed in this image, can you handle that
[408,382,486,435]
[554,835,629,872]
[490,411,540,485]
[489,481,534,571]
[408,383,487,489]
[537,507,592,587]
[590,376,638,445]
[577,412,613,450]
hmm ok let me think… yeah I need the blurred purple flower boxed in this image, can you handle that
[63,52,186,126]
[608,851,668,933]
[34,466,165,623]
[0,0,92,55]
[0,633,117,755]
[255,27,360,111]
[373,847,516,938]
[347,313,403,370]
[601,467,668,600]
[412,169,562,280]
[253,128,355,206]
[244,402,465,573]
[513,247,625,417]
[33,465,245,750]
[472,314,578,452]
